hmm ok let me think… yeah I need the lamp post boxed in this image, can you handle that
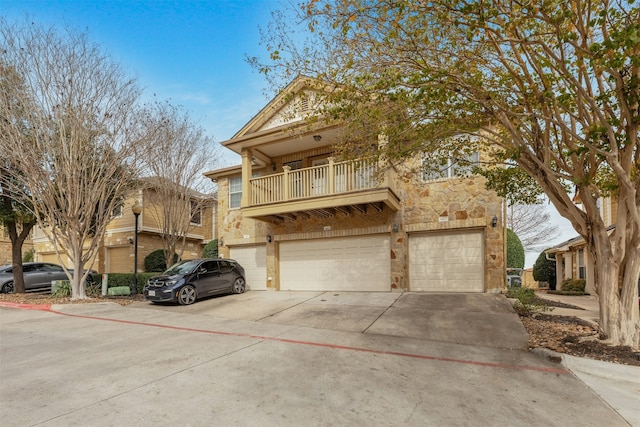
[131,201,142,295]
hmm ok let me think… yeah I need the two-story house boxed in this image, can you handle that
[32,182,217,274]
[205,78,506,293]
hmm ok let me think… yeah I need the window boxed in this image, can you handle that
[190,200,201,225]
[422,152,480,181]
[578,249,586,279]
[111,205,123,219]
[229,177,242,209]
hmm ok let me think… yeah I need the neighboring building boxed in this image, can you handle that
[32,184,217,274]
[545,196,617,295]
[0,227,34,266]
[521,268,538,289]
[205,78,506,293]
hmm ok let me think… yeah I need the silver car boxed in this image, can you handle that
[0,262,94,293]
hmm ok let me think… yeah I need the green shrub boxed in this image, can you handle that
[560,278,586,293]
[103,272,157,294]
[22,250,34,263]
[533,250,556,289]
[203,239,218,258]
[144,249,179,272]
[51,280,71,297]
[506,286,551,315]
[506,229,525,269]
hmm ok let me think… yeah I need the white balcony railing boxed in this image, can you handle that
[250,158,378,206]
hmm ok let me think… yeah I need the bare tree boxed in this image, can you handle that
[140,101,218,268]
[507,204,559,253]
[0,20,146,298]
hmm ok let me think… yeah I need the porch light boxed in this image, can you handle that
[266,234,272,243]
[313,135,322,142]
[491,215,498,228]
[392,223,399,233]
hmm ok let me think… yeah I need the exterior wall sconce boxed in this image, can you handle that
[392,223,399,233]
[219,239,224,247]
[313,135,322,142]
[266,234,272,243]
[491,215,498,228]
[271,163,276,171]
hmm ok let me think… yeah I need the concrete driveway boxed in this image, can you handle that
[131,291,529,349]
[0,291,629,426]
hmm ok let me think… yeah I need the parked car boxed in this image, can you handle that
[144,258,246,305]
[0,262,95,293]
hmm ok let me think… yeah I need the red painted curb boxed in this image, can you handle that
[0,301,52,310]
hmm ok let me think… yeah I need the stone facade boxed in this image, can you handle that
[215,162,506,293]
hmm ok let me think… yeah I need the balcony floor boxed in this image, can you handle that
[242,188,401,222]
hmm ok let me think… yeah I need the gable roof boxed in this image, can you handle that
[228,76,315,142]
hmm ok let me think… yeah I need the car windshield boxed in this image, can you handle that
[164,260,200,275]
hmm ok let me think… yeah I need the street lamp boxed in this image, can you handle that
[131,200,142,295]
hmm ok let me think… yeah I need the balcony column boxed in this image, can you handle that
[377,134,389,187]
[241,149,252,207]
[328,157,335,194]
[282,165,291,201]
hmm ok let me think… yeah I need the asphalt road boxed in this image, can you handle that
[0,292,630,426]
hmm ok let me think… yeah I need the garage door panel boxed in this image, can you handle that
[409,231,484,292]
[230,245,267,291]
[280,236,389,292]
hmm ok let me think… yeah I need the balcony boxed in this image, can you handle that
[242,158,400,222]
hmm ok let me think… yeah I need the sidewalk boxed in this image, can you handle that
[537,292,600,325]
[534,292,640,427]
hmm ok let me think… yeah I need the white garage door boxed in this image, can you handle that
[280,235,390,291]
[409,230,484,292]
[229,245,267,290]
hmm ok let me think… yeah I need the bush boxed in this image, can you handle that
[51,280,71,297]
[560,278,586,293]
[22,250,34,263]
[506,229,525,269]
[203,239,218,258]
[505,286,551,315]
[533,250,556,289]
[144,249,179,272]
[103,272,157,294]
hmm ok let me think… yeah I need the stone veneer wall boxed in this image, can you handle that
[216,170,505,292]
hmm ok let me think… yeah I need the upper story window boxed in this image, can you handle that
[229,177,242,209]
[111,205,123,219]
[190,200,202,225]
[422,152,480,181]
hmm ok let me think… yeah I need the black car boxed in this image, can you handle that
[0,262,95,293]
[144,258,246,305]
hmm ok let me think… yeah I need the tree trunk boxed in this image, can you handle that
[594,237,640,350]
[70,241,86,300]
[6,218,35,294]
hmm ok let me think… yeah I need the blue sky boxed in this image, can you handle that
[2,0,282,165]
[2,0,576,265]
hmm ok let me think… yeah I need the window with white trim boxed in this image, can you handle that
[229,177,242,209]
[422,151,480,181]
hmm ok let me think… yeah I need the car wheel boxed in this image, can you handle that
[1,281,14,294]
[177,285,197,305]
[232,277,246,294]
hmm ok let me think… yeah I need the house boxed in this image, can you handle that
[204,78,506,293]
[545,196,617,295]
[32,183,217,274]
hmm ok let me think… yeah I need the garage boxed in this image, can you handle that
[107,246,132,273]
[409,230,484,292]
[279,235,390,291]
[229,245,267,290]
